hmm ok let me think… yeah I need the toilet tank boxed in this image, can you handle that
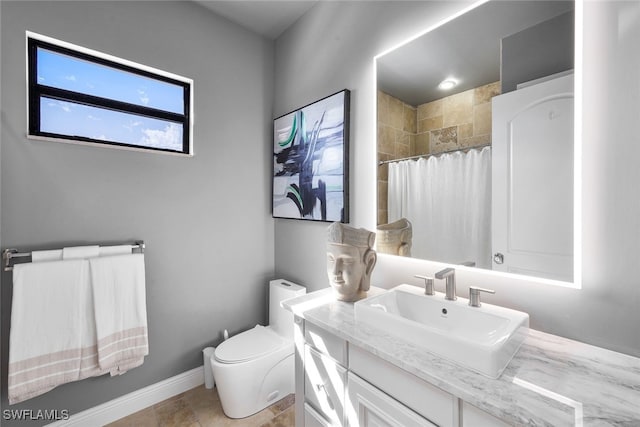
[269,279,306,338]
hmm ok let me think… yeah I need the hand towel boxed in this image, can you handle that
[31,249,63,262]
[62,245,99,260]
[8,259,106,404]
[98,245,133,257]
[89,253,148,375]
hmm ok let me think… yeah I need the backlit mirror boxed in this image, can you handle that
[376,0,576,283]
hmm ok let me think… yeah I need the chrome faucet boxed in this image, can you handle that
[435,268,457,300]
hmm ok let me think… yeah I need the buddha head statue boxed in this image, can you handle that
[326,222,377,302]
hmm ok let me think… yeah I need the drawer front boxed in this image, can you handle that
[305,322,347,366]
[305,345,347,426]
[305,402,334,427]
[347,372,437,427]
[349,345,457,427]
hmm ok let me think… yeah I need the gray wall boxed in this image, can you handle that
[0,1,274,422]
[274,0,468,289]
[274,0,640,358]
[501,10,574,93]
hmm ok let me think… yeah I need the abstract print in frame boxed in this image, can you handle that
[273,90,350,222]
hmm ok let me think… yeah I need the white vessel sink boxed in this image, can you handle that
[354,284,529,378]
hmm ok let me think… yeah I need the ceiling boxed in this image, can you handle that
[194,0,318,40]
[193,1,573,105]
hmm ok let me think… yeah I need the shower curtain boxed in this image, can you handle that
[388,146,492,269]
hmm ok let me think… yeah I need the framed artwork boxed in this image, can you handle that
[273,89,350,222]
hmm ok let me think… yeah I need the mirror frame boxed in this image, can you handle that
[371,0,582,289]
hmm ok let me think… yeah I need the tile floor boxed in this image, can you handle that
[106,385,295,427]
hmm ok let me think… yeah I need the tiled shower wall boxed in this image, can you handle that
[377,82,500,225]
[377,91,416,225]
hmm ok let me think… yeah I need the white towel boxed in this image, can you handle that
[62,245,99,260]
[31,249,63,262]
[8,260,106,404]
[89,253,148,375]
[98,245,132,257]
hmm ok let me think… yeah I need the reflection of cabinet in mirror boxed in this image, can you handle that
[492,73,574,282]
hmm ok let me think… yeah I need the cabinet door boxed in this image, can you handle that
[347,373,436,427]
[305,344,347,426]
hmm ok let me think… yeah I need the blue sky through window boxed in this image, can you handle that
[40,97,183,151]
[37,48,184,114]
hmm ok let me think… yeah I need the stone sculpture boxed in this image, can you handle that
[326,222,377,302]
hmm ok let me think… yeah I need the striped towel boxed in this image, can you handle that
[89,253,148,375]
[8,260,107,404]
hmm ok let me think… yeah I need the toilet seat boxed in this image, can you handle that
[215,325,288,364]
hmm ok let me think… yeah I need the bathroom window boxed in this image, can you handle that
[27,32,193,155]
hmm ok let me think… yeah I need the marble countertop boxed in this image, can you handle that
[283,287,640,426]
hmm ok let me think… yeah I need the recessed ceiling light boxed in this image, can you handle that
[438,79,458,90]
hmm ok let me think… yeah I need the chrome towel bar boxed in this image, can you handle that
[2,241,145,272]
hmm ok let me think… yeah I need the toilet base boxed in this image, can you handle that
[211,346,294,419]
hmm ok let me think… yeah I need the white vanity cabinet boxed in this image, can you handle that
[287,288,640,426]
[297,318,459,427]
[295,316,513,427]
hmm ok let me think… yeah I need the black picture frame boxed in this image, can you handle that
[272,89,350,222]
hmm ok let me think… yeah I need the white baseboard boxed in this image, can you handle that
[47,366,205,426]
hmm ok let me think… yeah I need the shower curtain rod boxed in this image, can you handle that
[378,143,491,166]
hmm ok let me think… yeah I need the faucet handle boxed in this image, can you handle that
[414,274,435,296]
[468,286,495,307]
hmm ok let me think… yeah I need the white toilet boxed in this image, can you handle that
[210,279,305,418]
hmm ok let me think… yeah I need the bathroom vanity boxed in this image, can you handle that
[283,287,640,427]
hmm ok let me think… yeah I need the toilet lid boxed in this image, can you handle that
[215,325,287,363]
